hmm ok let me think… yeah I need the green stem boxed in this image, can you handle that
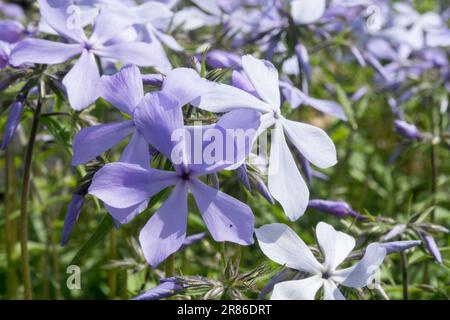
[4,146,18,299]
[424,96,438,284]
[108,228,117,299]
[165,254,174,278]
[20,81,44,300]
[400,252,409,300]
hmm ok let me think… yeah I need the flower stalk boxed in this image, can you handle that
[20,80,45,300]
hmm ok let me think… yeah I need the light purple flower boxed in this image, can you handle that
[10,0,170,110]
[89,89,260,267]
[196,55,337,221]
[256,222,386,300]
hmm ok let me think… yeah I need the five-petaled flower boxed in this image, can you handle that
[256,222,386,300]
[10,0,170,110]
[196,55,337,221]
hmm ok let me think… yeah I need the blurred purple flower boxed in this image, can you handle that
[0,20,24,43]
[295,43,311,81]
[0,1,25,19]
[206,50,241,69]
[394,120,423,141]
[351,86,369,103]
[308,199,363,220]
[10,0,171,110]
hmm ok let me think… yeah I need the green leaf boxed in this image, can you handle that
[408,206,436,225]
[70,214,114,265]
[40,116,72,151]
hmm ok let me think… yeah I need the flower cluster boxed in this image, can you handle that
[1,0,447,301]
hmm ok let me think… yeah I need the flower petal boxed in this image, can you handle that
[139,183,188,267]
[89,162,178,209]
[9,39,81,66]
[97,64,144,114]
[72,120,134,166]
[62,50,100,110]
[255,223,322,273]
[94,41,171,72]
[280,82,347,120]
[163,68,215,107]
[333,243,386,288]
[316,222,355,272]
[38,0,87,42]
[189,179,254,245]
[281,118,337,169]
[268,122,309,221]
[119,132,150,168]
[89,9,133,45]
[242,55,280,109]
[271,276,323,300]
[323,280,346,300]
[104,201,148,225]
[194,82,273,113]
[291,0,326,25]
[187,109,261,175]
[133,91,184,161]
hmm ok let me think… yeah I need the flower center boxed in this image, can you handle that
[273,110,281,120]
[82,42,93,51]
[322,271,331,279]
[180,172,190,181]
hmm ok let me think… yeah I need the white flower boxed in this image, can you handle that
[195,55,337,221]
[256,222,387,300]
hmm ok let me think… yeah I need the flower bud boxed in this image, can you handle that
[1,101,24,149]
[236,163,251,191]
[420,232,443,264]
[380,240,421,255]
[61,193,86,246]
[394,120,423,141]
[308,199,363,220]
[133,278,183,300]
